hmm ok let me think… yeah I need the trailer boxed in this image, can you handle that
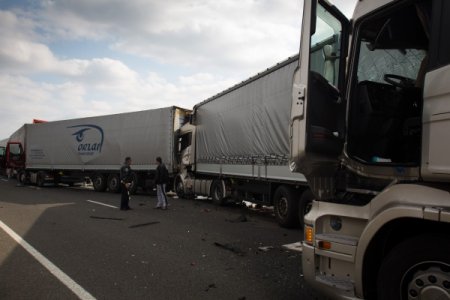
[174,56,314,228]
[4,106,190,193]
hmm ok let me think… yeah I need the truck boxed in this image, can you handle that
[0,138,7,176]
[290,0,450,299]
[173,56,317,228]
[3,106,190,194]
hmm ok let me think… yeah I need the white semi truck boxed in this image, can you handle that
[290,0,450,299]
[3,106,190,194]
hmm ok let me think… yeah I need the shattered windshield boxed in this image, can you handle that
[357,42,426,83]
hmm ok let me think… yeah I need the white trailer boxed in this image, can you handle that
[6,106,190,193]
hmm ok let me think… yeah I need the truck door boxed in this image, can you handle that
[6,142,25,169]
[0,146,5,171]
[290,0,349,198]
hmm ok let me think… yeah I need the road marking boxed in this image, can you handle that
[86,200,118,209]
[0,220,96,300]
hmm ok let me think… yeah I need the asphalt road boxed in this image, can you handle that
[0,176,323,300]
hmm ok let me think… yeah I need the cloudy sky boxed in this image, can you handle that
[0,0,356,139]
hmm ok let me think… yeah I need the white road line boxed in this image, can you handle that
[86,200,118,209]
[0,220,96,300]
[1,179,8,182]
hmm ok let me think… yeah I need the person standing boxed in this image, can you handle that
[154,156,169,210]
[120,157,133,210]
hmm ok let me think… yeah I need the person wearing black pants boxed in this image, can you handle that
[120,157,133,210]
[154,156,169,210]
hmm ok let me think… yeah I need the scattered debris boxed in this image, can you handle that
[225,215,248,223]
[281,241,303,253]
[214,242,246,256]
[90,216,124,221]
[166,191,177,197]
[238,297,246,300]
[205,283,217,292]
[202,208,211,213]
[138,203,146,206]
[258,246,274,252]
[128,221,160,228]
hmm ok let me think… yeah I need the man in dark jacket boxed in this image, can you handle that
[154,156,168,210]
[120,157,133,210]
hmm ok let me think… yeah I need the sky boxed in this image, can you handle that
[0,0,357,139]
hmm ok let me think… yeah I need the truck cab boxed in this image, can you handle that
[291,0,450,299]
[3,142,25,178]
[0,145,5,174]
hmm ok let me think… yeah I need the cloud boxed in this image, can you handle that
[0,1,304,139]
[23,0,301,74]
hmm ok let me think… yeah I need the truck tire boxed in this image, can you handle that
[18,170,28,185]
[273,186,300,228]
[36,171,46,187]
[107,173,121,193]
[92,174,107,192]
[377,234,450,300]
[174,175,185,198]
[211,180,227,206]
[298,189,314,228]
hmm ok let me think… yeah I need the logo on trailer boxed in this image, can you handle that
[67,125,104,157]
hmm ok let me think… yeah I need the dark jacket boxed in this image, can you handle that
[120,164,133,184]
[155,163,168,184]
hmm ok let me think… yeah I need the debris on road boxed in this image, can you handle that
[128,221,160,228]
[225,215,248,223]
[257,246,274,252]
[213,242,246,256]
[90,216,124,221]
[281,241,303,253]
[205,283,217,292]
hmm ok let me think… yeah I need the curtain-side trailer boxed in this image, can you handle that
[174,56,315,228]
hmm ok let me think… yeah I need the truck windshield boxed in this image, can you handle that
[357,44,425,84]
[0,147,5,157]
[9,144,22,155]
[347,1,429,165]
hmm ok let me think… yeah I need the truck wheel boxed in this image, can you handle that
[18,171,28,185]
[92,174,107,192]
[298,189,314,228]
[273,186,299,228]
[36,171,46,187]
[107,173,121,193]
[377,234,450,300]
[211,180,227,206]
[174,175,185,198]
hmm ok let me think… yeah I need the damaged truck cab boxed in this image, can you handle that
[291,0,450,299]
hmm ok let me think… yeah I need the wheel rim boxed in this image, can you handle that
[111,178,118,189]
[214,184,223,201]
[94,177,103,187]
[277,196,288,217]
[402,261,450,300]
